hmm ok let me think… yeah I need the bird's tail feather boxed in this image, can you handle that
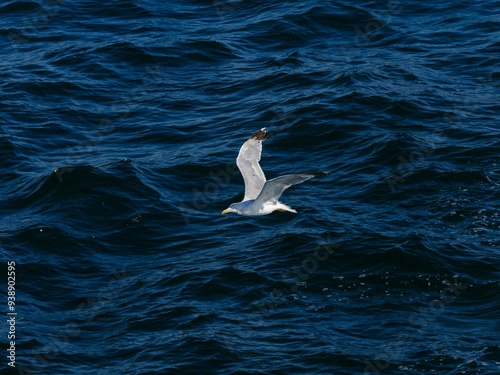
[277,203,297,213]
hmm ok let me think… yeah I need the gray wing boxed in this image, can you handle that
[254,172,328,205]
[236,128,269,201]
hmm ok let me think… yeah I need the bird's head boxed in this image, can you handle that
[221,204,239,215]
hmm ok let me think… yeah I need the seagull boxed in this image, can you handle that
[222,128,328,216]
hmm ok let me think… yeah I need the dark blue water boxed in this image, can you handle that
[1,1,499,374]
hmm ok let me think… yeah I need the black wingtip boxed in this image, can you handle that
[250,128,269,141]
[308,171,330,177]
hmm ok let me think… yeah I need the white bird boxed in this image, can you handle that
[222,128,328,216]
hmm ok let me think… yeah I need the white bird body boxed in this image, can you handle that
[222,128,327,216]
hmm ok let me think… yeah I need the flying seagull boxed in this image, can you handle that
[222,128,328,216]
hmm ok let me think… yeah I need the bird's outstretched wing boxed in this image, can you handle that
[236,128,269,201]
[254,172,328,206]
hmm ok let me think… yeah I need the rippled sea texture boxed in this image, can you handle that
[1,0,499,374]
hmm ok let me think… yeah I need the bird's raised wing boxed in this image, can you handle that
[236,128,269,201]
[254,172,328,206]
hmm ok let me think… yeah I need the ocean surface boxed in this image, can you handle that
[1,0,499,374]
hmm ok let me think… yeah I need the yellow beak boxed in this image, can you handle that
[221,209,230,215]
